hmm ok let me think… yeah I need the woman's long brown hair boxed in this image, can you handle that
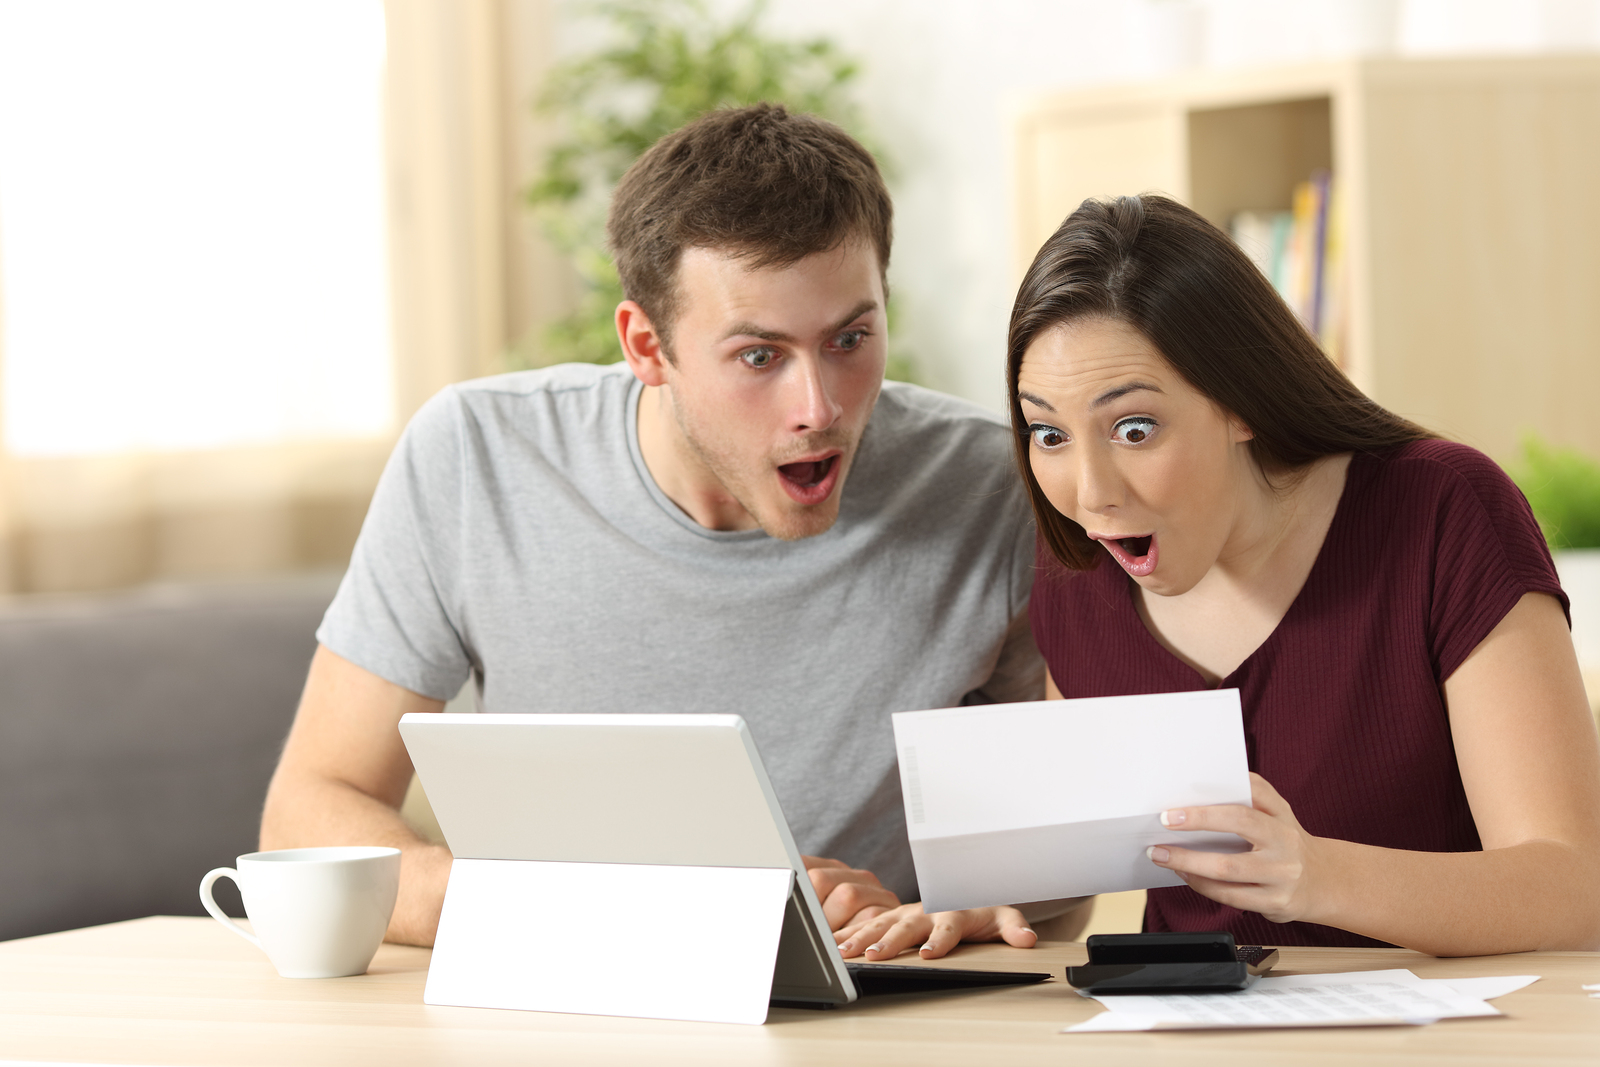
[1007,194,1434,571]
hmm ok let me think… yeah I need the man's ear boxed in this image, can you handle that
[616,300,669,387]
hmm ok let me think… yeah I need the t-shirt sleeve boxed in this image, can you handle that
[1426,445,1569,682]
[316,389,474,701]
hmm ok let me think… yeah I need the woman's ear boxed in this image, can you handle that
[1229,416,1255,443]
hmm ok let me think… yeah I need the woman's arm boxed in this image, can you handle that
[1152,591,1600,955]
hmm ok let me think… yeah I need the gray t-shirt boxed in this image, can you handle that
[319,362,1042,898]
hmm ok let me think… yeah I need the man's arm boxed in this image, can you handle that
[260,645,450,946]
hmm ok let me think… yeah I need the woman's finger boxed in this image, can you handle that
[1247,772,1293,817]
[1159,802,1272,841]
[1148,842,1261,884]
[1171,870,1264,912]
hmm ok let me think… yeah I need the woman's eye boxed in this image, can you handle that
[739,346,777,369]
[1112,417,1157,445]
[1029,423,1068,449]
[832,329,868,351]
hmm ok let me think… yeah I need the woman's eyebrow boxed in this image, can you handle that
[1091,382,1162,408]
[1017,390,1055,413]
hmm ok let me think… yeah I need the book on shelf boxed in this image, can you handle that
[1230,170,1347,367]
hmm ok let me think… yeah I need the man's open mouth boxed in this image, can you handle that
[778,456,836,488]
[776,453,842,506]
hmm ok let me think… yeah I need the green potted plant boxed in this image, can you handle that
[517,0,914,379]
[1509,434,1600,675]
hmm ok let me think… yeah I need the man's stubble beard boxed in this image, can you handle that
[670,395,856,542]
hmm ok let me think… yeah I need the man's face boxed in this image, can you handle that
[659,242,887,541]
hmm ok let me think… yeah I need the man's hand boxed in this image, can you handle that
[833,902,1037,960]
[802,855,901,931]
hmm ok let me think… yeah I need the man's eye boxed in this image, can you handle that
[1029,423,1068,449]
[832,329,868,351]
[1112,417,1157,445]
[739,347,777,369]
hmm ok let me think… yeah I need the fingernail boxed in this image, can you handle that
[838,941,854,954]
[1147,845,1170,863]
[920,943,934,953]
[1160,809,1185,827]
[867,942,886,955]
[1021,928,1036,937]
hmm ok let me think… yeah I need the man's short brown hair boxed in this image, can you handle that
[607,103,892,348]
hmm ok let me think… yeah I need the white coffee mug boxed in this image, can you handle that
[199,846,401,978]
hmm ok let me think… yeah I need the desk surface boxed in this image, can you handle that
[2,917,1598,1066]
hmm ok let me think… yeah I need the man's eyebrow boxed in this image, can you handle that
[719,300,879,344]
[1017,390,1055,413]
[1091,381,1162,408]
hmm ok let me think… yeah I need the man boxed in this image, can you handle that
[261,104,1064,955]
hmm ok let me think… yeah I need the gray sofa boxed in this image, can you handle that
[0,574,338,942]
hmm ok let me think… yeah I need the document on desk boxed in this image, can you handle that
[893,691,1251,913]
[1064,969,1540,1032]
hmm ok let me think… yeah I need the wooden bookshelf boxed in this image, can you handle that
[1010,56,1600,464]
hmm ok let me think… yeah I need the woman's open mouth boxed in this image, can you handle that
[777,453,841,506]
[1097,532,1159,578]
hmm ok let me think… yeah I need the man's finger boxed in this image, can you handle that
[996,906,1038,948]
[808,864,887,899]
[801,854,848,870]
[915,913,967,959]
[863,916,934,961]
[819,881,900,930]
[835,903,922,957]
[843,904,889,929]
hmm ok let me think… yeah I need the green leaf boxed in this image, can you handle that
[509,0,906,375]
[1508,434,1600,550]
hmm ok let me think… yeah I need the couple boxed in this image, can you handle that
[262,105,1600,957]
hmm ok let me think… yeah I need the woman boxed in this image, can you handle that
[839,194,1600,959]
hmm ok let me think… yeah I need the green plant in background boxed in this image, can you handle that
[1509,434,1600,550]
[517,0,913,380]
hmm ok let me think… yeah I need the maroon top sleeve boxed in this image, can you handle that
[1414,443,1569,681]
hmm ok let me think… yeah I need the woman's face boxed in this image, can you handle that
[1017,317,1256,597]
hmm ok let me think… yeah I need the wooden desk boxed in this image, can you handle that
[3,917,1597,1065]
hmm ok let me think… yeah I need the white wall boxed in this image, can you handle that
[555,0,1600,412]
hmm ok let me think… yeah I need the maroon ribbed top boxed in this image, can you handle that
[1030,440,1567,947]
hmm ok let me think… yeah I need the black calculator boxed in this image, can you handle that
[1066,932,1280,994]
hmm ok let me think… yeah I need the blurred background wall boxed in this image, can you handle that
[0,0,1595,596]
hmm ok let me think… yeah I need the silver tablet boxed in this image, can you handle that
[398,712,857,1006]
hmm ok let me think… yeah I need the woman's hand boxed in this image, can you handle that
[1145,772,1327,924]
[833,902,1038,960]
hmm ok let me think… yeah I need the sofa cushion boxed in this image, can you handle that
[0,574,337,941]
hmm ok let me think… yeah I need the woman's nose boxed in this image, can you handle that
[1076,445,1122,515]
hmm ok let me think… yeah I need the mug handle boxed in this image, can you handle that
[199,867,260,947]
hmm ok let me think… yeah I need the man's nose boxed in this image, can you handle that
[789,356,843,433]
